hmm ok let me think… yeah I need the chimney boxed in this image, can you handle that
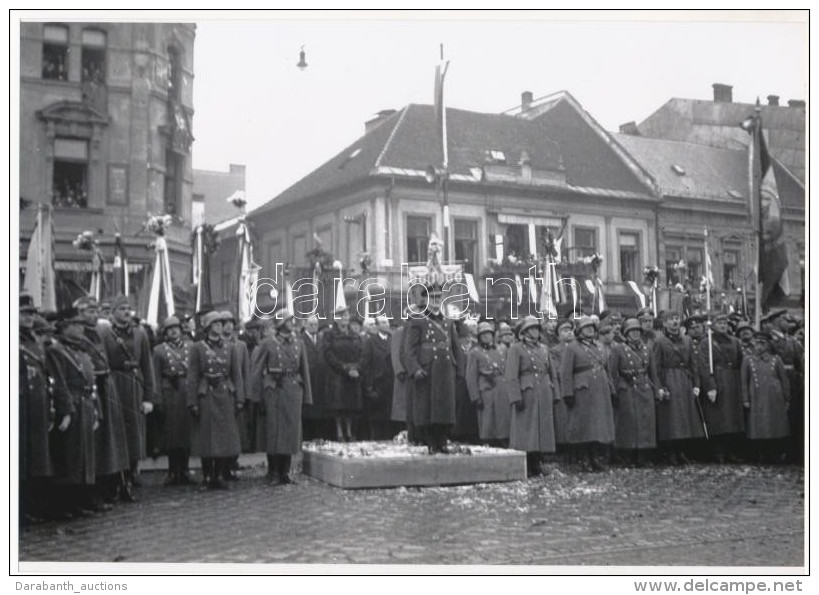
[767,95,780,106]
[712,83,733,103]
[365,109,397,134]
[521,91,533,112]
[619,121,640,135]
[787,99,805,108]
[229,164,246,177]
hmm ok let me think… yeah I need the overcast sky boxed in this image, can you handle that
[189,12,807,211]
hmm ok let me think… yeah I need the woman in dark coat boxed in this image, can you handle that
[186,311,244,490]
[46,310,100,514]
[609,318,657,466]
[560,316,616,471]
[466,321,509,445]
[323,307,364,441]
[741,332,790,462]
[152,316,193,485]
[249,310,312,484]
[505,316,558,475]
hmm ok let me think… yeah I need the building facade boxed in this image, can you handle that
[19,22,196,311]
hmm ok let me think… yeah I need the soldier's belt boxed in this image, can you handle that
[114,361,138,371]
[573,364,599,374]
[783,364,796,371]
[163,372,187,379]
[204,373,227,380]
[93,370,110,377]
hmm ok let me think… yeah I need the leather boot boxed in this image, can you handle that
[279,455,295,484]
[266,455,280,484]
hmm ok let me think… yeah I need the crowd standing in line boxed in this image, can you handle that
[18,289,804,525]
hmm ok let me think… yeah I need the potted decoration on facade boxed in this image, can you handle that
[307,233,336,274]
[358,252,372,276]
[73,230,104,301]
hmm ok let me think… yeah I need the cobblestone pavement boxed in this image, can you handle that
[17,459,804,567]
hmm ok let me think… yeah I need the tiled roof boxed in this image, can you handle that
[637,98,805,182]
[612,134,749,202]
[613,133,804,210]
[250,101,657,219]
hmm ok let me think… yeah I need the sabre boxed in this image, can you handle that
[694,391,710,440]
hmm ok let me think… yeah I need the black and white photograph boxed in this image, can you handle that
[10,8,809,584]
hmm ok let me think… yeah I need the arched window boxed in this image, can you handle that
[81,28,106,84]
[42,24,69,81]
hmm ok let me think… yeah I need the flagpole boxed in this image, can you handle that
[439,43,450,264]
[704,228,714,375]
[752,102,763,329]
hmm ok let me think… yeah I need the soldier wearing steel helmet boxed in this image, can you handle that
[505,316,558,475]
[152,315,193,486]
[249,308,312,484]
[560,315,616,471]
[466,321,509,446]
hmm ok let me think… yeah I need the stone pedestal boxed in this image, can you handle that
[301,441,526,489]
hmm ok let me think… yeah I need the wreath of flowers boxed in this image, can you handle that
[359,252,372,275]
[579,253,604,268]
[72,230,96,251]
[145,214,173,236]
[643,265,660,286]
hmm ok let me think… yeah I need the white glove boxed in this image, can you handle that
[692,387,700,398]
[141,402,154,415]
[707,389,717,403]
[58,415,71,432]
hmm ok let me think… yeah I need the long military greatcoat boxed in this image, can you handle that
[549,341,570,446]
[609,339,657,450]
[186,337,243,458]
[323,326,364,414]
[466,344,510,441]
[46,337,99,485]
[104,322,155,461]
[699,332,745,436]
[81,324,129,475]
[152,338,192,451]
[560,338,615,445]
[226,335,252,451]
[404,313,458,427]
[390,326,409,423]
[453,335,479,440]
[20,332,54,479]
[249,333,313,454]
[362,332,394,424]
[300,328,328,421]
[505,340,557,452]
[741,351,790,440]
[649,331,705,442]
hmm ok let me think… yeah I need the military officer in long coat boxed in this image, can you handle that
[453,318,479,442]
[250,310,313,484]
[19,295,54,523]
[649,311,705,465]
[699,313,746,463]
[103,295,155,493]
[152,316,193,486]
[560,316,616,471]
[362,315,396,440]
[638,307,657,346]
[736,321,756,358]
[323,306,364,442]
[221,311,250,480]
[390,319,410,437]
[187,311,244,490]
[505,316,557,474]
[404,285,459,454]
[466,321,510,446]
[550,320,573,456]
[46,308,101,516]
[741,331,791,463]
[609,318,657,466]
[300,315,332,440]
[74,296,129,505]
[761,310,804,463]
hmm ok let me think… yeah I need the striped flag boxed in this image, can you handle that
[23,204,57,311]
